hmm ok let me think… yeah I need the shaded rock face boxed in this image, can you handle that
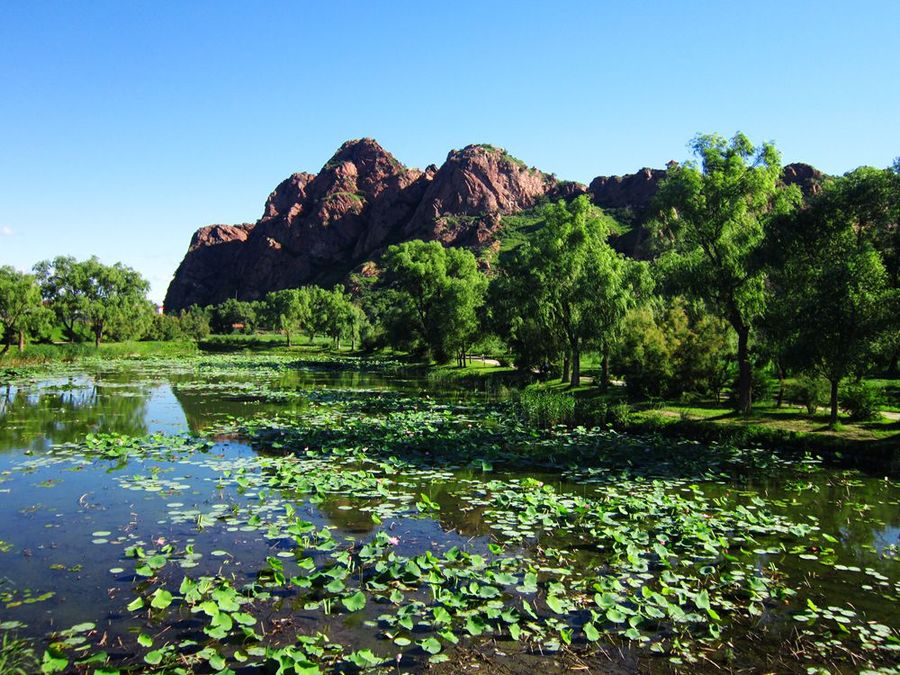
[589,167,667,214]
[164,224,256,311]
[164,139,827,311]
[782,162,825,197]
[261,172,316,222]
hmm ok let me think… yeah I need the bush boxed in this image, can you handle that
[614,300,733,401]
[786,375,829,414]
[518,389,575,428]
[843,382,884,421]
[607,402,633,426]
[574,398,608,426]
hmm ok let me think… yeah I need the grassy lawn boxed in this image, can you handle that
[645,401,899,443]
[525,372,899,464]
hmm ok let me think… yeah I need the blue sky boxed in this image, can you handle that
[1,1,898,302]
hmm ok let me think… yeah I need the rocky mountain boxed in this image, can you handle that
[164,140,825,311]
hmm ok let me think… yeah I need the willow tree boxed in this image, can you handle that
[379,240,487,363]
[768,168,899,424]
[653,133,800,414]
[495,195,638,387]
[0,266,47,353]
[263,289,310,346]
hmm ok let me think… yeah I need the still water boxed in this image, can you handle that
[0,357,896,673]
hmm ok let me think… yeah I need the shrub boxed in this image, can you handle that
[787,375,829,414]
[518,389,575,428]
[607,402,633,426]
[574,398,609,427]
[615,300,733,401]
[843,382,884,421]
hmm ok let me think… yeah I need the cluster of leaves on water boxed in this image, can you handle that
[0,354,897,674]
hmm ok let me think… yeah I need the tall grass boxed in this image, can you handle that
[518,388,576,428]
[0,634,37,675]
[0,340,199,365]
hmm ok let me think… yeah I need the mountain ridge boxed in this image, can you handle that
[164,139,823,311]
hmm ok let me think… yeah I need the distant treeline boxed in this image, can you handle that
[2,133,897,422]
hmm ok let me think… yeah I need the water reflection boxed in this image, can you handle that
[0,378,151,453]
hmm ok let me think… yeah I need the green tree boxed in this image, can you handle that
[489,255,566,376]
[77,258,152,347]
[210,299,257,334]
[652,133,800,413]
[614,298,733,401]
[379,240,487,363]
[0,266,49,353]
[494,196,638,387]
[317,286,365,350]
[768,170,899,424]
[34,256,150,346]
[33,256,87,341]
[263,289,310,346]
[179,305,211,340]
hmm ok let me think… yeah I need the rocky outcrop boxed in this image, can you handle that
[165,140,562,310]
[589,167,667,215]
[167,139,438,309]
[261,172,316,222]
[405,144,556,245]
[164,139,828,311]
[164,224,256,311]
[782,162,825,197]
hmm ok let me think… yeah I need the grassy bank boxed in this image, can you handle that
[3,338,896,473]
[518,378,899,475]
[0,340,200,366]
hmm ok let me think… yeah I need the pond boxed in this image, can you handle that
[0,354,897,673]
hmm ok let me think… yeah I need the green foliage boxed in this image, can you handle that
[0,266,49,353]
[842,382,884,421]
[615,299,733,401]
[518,388,575,428]
[145,306,210,342]
[379,240,487,363]
[767,167,899,422]
[493,195,641,385]
[614,305,674,398]
[313,286,366,349]
[261,289,310,346]
[209,298,257,334]
[33,256,152,346]
[652,133,801,413]
[786,375,830,415]
[0,633,38,675]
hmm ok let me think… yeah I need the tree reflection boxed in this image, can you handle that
[0,379,149,453]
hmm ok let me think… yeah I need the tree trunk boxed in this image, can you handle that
[829,378,839,426]
[561,354,570,384]
[286,331,292,348]
[601,345,610,390]
[94,327,102,348]
[18,330,25,352]
[735,324,751,415]
[570,343,580,389]
[776,361,785,408]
